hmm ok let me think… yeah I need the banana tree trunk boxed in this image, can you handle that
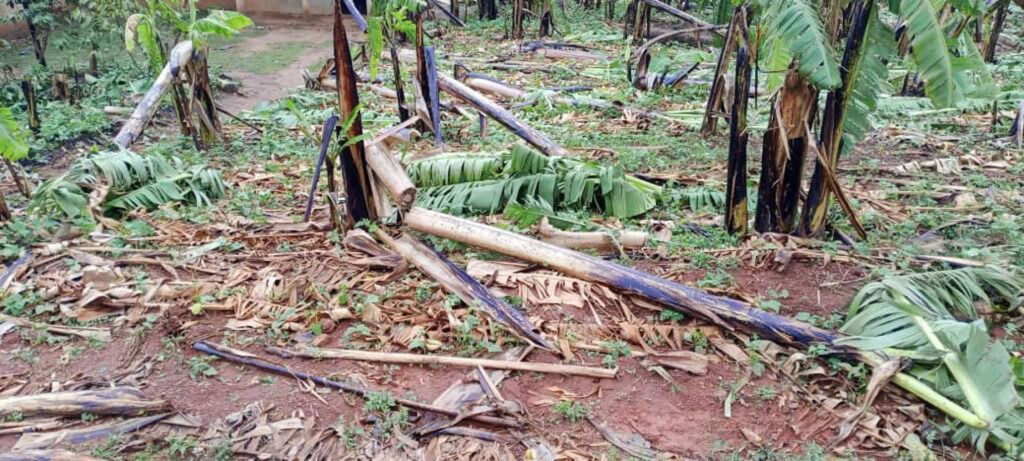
[700,7,741,135]
[798,0,874,237]
[365,143,417,210]
[402,207,987,430]
[2,158,29,198]
[114,42,194,149]
[437,74,571,156]
[390,46,410,122]
[725,41,751,235]
[755,70,817,234]
[21,79,39,133]
[640,0,723,36]
[375,231,550,348]
[187,49,223,150]
[0,189,9,221]
[983,1,1008,63]
[0,388,168,418]
[334,1,377,228]
[405,207,843,345]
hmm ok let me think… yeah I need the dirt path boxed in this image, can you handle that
[211,17,364,113]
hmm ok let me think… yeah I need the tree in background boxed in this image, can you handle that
[2,0,66,68]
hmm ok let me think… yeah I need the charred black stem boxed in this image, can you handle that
[425,46,443,146]
[390,46,410,122]
[21,79,39,133]
[334,0,376,227]
[304,115,339,222]
[798,0,873,237]
[725,41,751,235]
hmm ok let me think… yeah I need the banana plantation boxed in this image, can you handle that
[1,0,1024,458]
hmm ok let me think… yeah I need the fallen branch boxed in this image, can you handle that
[538,218,647,252]
[13,413,172,451]
[437,74,570,156]
[0,449,105,460]
[0,388,168,419]
[192,341,521,428]
[267,346,614,378]
[0,315,110,342]
[641,0,723,36]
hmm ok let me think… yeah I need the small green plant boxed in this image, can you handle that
[187,355,218,380]
[755,385,777,402]
[659,309,685,323]
[687,329,709,353]
[414,282,435,302]
[697,269,734,289]
[166,435,200,461]
[552,400,589,423]
[599,340,631,369]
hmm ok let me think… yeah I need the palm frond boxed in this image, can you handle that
[30,150,228,218]
[900,0,962,107]
[407,154,504,187]
[0,105,29,162]
[840,266,1023,351]
[840,9,894,154]
[772,0,842,89]
[410,145,661,218]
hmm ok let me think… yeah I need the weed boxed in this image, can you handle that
[187,356,218,381]
[552,400,589,423]
[659,309,685,323]
[755,386,777,401]
[166,435,200,461]
[687,329,709,353]
[599,340,631,369]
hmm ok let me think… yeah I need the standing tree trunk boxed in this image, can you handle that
[724,11,751,235]
[983,1,1008,63]
[390,46,410,122]
[24,12,47,68]
[539,0,553,37]
[700,7,741,135]
[0,188,10,221]
[415,14,432,134]
[334,1,377,228]
[185,49,223,150]
[21,79,39,133]
[754,70,817,234]
[512,0,525,39]
[798,0,874,237]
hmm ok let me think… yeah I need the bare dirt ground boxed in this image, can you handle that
[212,17,363,113]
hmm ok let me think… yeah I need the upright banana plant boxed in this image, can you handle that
[0,105,29,221]
[713,0,993,236]
[125,0,251,149]
[725,7,751,235]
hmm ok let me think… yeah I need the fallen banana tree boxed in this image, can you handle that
[437,74,570,157]
[360,145,1002,444]
[0,388,168,418]
[401,208,1006,437]
[266,344,613,377]
[113,41,194,149]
